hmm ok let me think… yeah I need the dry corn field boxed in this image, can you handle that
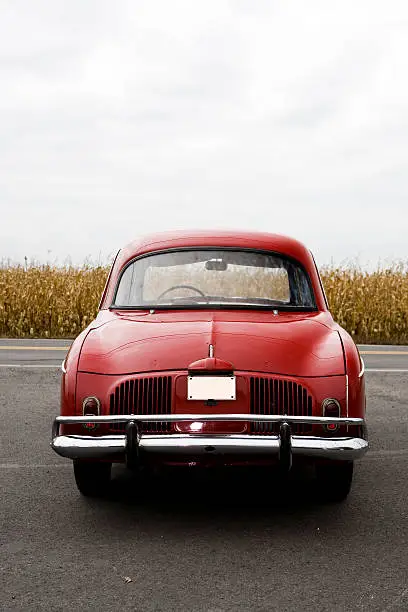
[1,263,408,343]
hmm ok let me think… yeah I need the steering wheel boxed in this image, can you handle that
[157,284,206,301]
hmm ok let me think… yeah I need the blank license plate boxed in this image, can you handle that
[187,376,236,401]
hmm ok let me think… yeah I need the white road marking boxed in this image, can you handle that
[0,345,69,350]
[3,346,408,354]
[0,364,61,368]
[1,365,408,373]
[365,368,408,373]
[367,450,408,459]
[0,463,70,469]
[360,350,408,355]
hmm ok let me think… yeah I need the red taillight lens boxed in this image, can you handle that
[82,396,100,430]
[322,398,341,432]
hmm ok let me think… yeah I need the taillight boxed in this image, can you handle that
[82,396,100,430]
[322,398,341,432]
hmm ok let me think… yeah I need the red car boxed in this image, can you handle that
[52,231,368,501]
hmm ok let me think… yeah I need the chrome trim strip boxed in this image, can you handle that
[61,359,67,374]
[345,374,349,417]
[359,358,365,378]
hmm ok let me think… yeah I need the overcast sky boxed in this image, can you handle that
[1,0,407,268]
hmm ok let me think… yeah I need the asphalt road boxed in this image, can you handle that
[0,342,407,611]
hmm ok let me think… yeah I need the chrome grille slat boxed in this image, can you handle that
[250,377,313,434]
[110,376,172,433]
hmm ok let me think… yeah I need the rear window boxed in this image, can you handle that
[113,249,316,310]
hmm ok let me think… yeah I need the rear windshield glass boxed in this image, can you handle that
[113,249,316,310]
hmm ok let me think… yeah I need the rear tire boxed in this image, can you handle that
[73,460,111,497]
[315,461,353,503]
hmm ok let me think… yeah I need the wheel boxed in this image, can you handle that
[315,461,354,503]
[73,460,112,497]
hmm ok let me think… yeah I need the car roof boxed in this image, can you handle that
[118,230,311,268]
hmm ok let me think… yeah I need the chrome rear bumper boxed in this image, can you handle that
[51,414,368,463]
[52,432,368,461]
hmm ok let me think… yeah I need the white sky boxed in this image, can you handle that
[1,0,407,268]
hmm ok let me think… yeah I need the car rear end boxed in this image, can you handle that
[53,366,367,468]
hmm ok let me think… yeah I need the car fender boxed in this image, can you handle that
[337,328,365,418]
[61,312,113,417]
